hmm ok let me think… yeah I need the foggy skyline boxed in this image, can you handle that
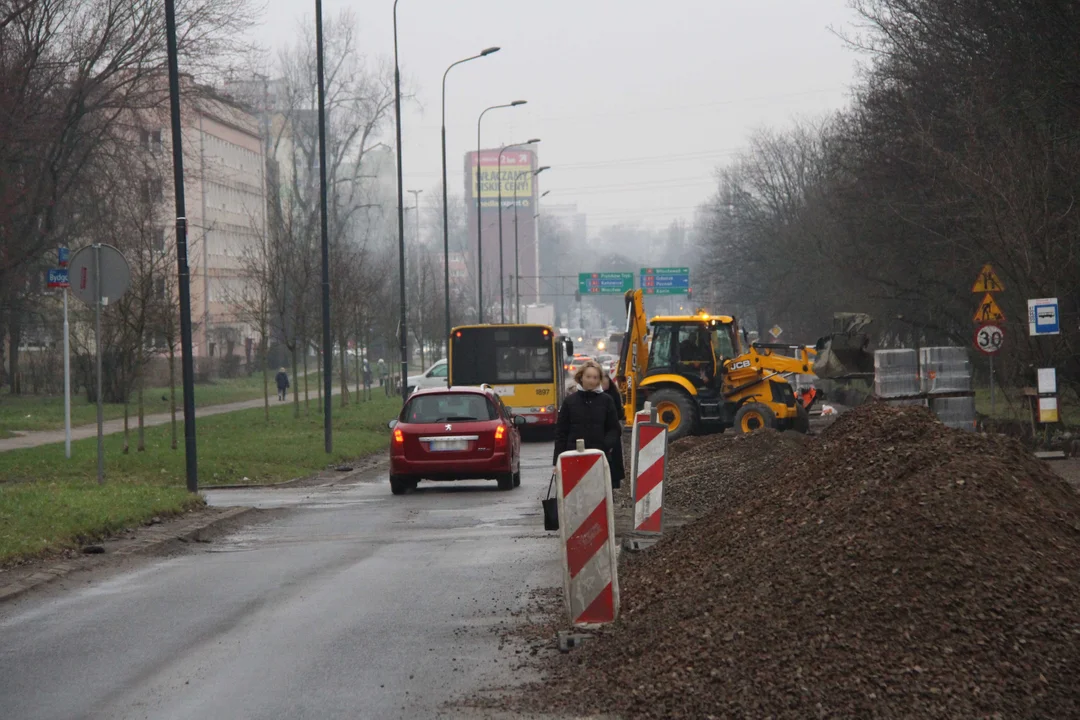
[254,1,860,229]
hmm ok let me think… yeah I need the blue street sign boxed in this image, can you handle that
[58,247,70,267]
[1028,297,1060,336]
[48,268,70,288]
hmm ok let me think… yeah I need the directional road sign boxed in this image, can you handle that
[973,323,1004,355]
[1027,297,1059,336]
[578,272,635,295]
[640,267,690,296]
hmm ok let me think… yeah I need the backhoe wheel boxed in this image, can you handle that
[649,389,698,442]
[734,402,776,434]
[793,403,811,434]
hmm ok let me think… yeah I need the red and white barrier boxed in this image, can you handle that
[631,421,667,535]
[628,401,653,481]
[556,445,619,627]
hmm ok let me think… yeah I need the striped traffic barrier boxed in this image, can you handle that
[631,420,667,537]
[556,440,620,628]
[628,400,653,481]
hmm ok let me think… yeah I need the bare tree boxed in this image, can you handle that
[0,0,254,393]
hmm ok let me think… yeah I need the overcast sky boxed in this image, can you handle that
[256,0,862,230]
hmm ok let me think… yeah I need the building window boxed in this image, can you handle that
[142,178,163,205]
[141,129,163,153]
[155,277,166,300]
[153,226,166,253]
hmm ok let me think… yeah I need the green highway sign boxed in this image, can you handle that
[640,266,690,295]
[578,272,635,294]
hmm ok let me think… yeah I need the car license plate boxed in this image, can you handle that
[430,439,469,452]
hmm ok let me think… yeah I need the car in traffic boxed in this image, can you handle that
[388,385,525,495]
[594,353,617,375]
[405,358,448,396]
[565,354,592,374]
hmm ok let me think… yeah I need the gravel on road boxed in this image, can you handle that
[518,403,1080,719]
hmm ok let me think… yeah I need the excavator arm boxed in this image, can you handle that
[616,289,649,425]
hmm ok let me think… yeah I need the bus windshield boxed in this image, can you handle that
[451,326,556,386]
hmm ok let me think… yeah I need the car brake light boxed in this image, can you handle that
[495,424,507,446]
[393,429,404,444]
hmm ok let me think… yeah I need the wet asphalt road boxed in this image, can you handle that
[0,441,561,720]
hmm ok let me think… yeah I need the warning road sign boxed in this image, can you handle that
[972,264,1004,293]
[973,324,1004,355]
[974,293,1005,323]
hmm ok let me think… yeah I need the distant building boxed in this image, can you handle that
[139,81,267,365]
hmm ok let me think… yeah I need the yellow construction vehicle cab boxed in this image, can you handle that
[616,290,871,440]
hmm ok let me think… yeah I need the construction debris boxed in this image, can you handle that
[524,404,1080,718]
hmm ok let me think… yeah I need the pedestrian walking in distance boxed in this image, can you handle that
[554,360,625,488]
[377,358,389,395]
[275,367,290,401]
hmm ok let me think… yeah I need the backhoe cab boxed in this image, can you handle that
[616,290,872,441]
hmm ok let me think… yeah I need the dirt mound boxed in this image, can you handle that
[664,429,808,513]
[531,404,1080,718]
[618,429,808,515]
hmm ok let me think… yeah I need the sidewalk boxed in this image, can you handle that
[0,386,352,453]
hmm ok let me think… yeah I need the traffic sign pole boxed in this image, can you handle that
[94,244,104,484]
[63,286,71,459]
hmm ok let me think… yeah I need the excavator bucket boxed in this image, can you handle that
[812,313,875,379]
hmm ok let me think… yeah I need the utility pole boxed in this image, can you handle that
[164,0,198,492]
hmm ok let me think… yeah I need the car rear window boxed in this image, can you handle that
[402,393,497,423]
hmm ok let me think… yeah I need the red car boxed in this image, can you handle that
[388,385,525,495]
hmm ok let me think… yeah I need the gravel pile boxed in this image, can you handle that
[529,404,1080,718]
[617,429,807,515]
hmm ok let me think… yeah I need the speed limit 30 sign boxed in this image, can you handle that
[974,324,1004,355]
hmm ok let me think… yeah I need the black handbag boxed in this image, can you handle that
[542,471,559,531]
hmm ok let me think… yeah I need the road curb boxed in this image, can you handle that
[0,506,258,604]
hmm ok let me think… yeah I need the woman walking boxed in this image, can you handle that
[553,360,625,489]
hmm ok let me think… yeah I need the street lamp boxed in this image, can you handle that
[498,139,540,323]
[317,0,333,451]
[514,165,549,322]
[408,189,423,246]
[442,48,499,348]
[534,189,549,306]
[392,0,407,402]
[476,100,526,323]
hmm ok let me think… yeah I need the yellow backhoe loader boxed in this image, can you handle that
[615,289,872,440]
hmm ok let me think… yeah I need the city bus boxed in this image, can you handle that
[448,324,572,429]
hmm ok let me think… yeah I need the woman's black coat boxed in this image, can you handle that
[553,389,626,485]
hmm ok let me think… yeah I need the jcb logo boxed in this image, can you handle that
[730,360,751,370]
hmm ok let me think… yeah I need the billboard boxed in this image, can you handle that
[466,149,535,211]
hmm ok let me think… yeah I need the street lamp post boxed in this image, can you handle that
[316,0,333,451]
[392,0,407,401]
[497,139,540,323]
[476,101,526,323]
[514,166,549,322]
[535,189,549,306]
[442,49,499,348]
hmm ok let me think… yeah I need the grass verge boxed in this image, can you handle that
[0,373,283,434]
[974,387,1078,425]
[0,394,397,564]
